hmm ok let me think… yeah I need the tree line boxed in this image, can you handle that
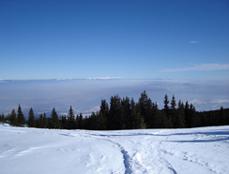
[0,91,229,130]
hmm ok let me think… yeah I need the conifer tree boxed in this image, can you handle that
[9,109,17,126]
[176,100,185,128]
[76,113,83,129]
[67,106,76,129]
[60,116,67,129]
[164,94,169,111]
[171,96,176,110]
[0,114,4,122]
[50,108,60,128]
[138,91,153,128]
[98,100,109,130]
[163,95,172,127]
[131,99,145,129]
[28,108,35,127]
[184,101,192,127]
[151,102,159,127]
[108,96,122,130]
[38,113,48,128]
[170,96,177,128]
[17,105,25,126]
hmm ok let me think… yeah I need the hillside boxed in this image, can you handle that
[0,124,229,174]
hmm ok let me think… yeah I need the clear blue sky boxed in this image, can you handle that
[0,0,229,80]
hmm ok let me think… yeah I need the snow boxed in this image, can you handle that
[0,125,229,174]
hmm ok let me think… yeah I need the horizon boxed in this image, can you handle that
[0,79,229,115]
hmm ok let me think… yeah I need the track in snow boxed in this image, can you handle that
[83,133,134,174]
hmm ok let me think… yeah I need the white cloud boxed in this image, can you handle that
[161,64,229,73]
[189,40,199,44]
[190,99,229,105]
[87,76,121,80]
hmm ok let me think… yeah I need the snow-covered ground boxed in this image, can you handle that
[0,124,229,174]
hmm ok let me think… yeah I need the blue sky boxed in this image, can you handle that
[0,0,229,80]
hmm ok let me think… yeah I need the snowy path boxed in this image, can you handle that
[0,125,229,174]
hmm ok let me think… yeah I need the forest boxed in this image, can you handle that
[0,91,229,130]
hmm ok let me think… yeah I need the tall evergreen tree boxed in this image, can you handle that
[138,91,153,128]
[9,109,17,126]
[163,95,172,127]
[171,96,176,110]
[108,96,122,130]
[0,114,4,122]
[39,113,48,128]
[131,99,145,129]
[121,97,132,129]
[184,101,192,127]
[175,100,185,128]
[98,100,109,130]
[170,96,177,128]
[164,95,169,111]
[17,105,25,126]
[67,106,76,129]
[28,108,35,127]
[50,108,60,128]
[151,102,159,127]
[76,113,83,129]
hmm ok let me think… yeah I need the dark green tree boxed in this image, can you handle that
[67,106,76,129]
[76,113,83,129]
[98,100,109,130]
[121,97,132,129]
[37,113,48,128]
[17,105,25,126]
[175,100,185,128]
[50,108,60,128]
[9,109,17,126]
[131,99,145,129]
[170,96,177,127]
[171,96,176,110]
[28,108,35,127]
[137,91,153,128]
[0,114,5,122]
[184,101,195,127]
[163,95,172,127]
[164,95,169,111]
[108,96,122,130]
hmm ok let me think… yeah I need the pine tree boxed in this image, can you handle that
[60,116,67,129]
[76,113,83,129]
[17,105,25,126]
[164,94,169,111]
[138,91,153,128]
[67,106,76,129]
[37,113,47,128]
[170,96,177,128]
[50,108,60,129]
[108,95,122,130]
[163,95,172,127]
[9,109,17,126]
[184,101,192,127]
[131,99,145,129]
[176,100,185,128]
[151,102,159,127]
[171,96,176,110]
[28,108,35,127]
[189,104,196,127]
[98,100,109,130]
[0,114,5,123]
